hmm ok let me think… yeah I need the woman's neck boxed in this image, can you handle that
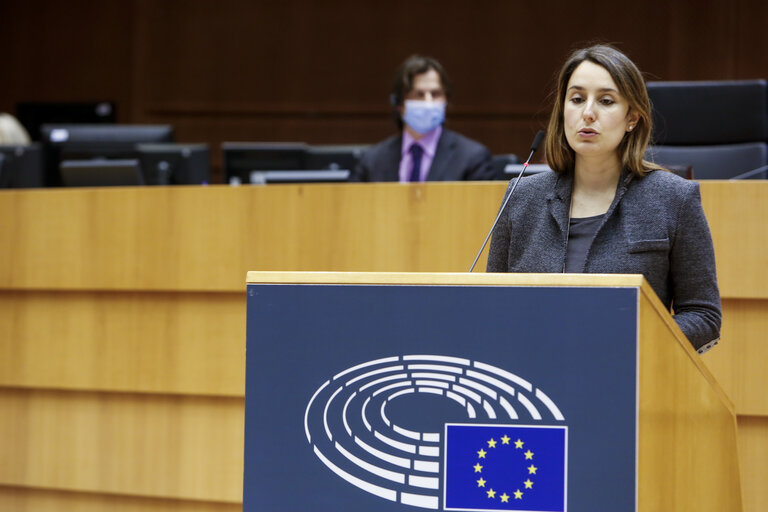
[570,154,622,218]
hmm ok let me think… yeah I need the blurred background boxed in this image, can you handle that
[2,0,766,182]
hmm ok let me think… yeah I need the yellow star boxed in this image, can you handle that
[501,435,511,445]
[477,477,486,487]
[514,489,523,500]
[524,479,534,489]
[473,463,483,473]
[500,493,510,503]
[477,448,487,459]
[524,449,534,460]
[514,438,524,449]
[487,488,496,499]
[487,438,497,448]
[528,464,538,474]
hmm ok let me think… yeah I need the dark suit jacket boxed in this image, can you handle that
[350,129,494,182]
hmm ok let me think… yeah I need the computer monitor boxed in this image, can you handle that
[222,142,309,184]
[305,144,368,171]
[59,159,145,187]
[136,143,211,185]
[246,170,351,184]
[17,101,116,141]
[40,124,174,186]
[0,143,45,188]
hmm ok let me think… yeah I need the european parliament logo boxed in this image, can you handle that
[304,355,568,511]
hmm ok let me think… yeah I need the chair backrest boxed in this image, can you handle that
[647,80,768,145]
[489,154,520,180]
[646,142,768,179]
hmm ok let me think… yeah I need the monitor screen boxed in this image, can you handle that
[247,170,351,184]
[305,144,368,171]
[0,143,45,188]
[41,124,174,186]
[222,142,308,184]
[17,101,116,141]
[59,159,145,187]
[136,143,211,185]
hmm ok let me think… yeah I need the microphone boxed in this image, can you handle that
[468,130,546,272]
[728,164,768,180]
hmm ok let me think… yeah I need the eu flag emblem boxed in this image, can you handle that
[444,424,567,511]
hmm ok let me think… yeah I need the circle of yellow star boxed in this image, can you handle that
[524,449,534,460]
[473,463,483,473]
[501,435,511,445]
[514,438,524,449]
[500,493,510,503]
[487,438,497,448]
[477,477,486,487]
[477,448,487,458]
[524,479,534,489]
[486,488,496,499]
[528,464,538,474]
[514,489,523,499]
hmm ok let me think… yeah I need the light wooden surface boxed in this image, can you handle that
[0,487,241,512]
[2,181,765,295]
[0,291,245,395]
[0,181,764,512]
[246,270,646,286]
[637,286,741,512]
[0,389,244,502]
[702,299,768,416]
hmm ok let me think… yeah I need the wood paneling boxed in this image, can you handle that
[737,416,768,512]
[0,389,243,502]
[0,291,245,396]
[3,1,766,162]
[0,487,240,512]
[703,299,768,416]
[638,288,741,512]
[699,182,768,300]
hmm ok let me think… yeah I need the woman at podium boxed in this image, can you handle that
[486,44,720,353]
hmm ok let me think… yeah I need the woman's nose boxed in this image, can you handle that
[582,100,596,122]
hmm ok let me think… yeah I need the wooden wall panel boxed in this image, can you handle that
[0,291,245,396]
[0,487,240,512]
[703,299,768,416]
[0,390,243,502]
[737,416,768,512]
[699,182,768,299]
[4,0,766,168]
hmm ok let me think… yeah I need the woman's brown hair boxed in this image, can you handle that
[545,44,662,176]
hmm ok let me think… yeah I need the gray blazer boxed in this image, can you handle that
[486,169,721,351]
[350,129,494,182]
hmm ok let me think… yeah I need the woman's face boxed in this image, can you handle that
[563,61,638,162]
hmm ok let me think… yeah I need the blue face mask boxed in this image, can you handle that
[402,100,446,135]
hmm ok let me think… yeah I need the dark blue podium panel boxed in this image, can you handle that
[244,283,639,512]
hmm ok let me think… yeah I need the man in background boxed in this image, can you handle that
[350,55,494,182]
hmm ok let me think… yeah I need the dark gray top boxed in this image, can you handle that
[565,214,604,273]
[486,169,721,352]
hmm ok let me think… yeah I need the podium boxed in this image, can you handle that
[243,272,741,512]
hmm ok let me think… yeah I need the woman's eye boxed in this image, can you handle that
[569,96,583,104]
[600,97,615,105]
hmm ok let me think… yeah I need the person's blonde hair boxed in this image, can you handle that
[0,113,31,145]
[545,44,662,176]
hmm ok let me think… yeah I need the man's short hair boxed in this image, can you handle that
[389,55,453,128]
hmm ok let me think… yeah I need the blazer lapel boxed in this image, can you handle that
[426,130,455,181]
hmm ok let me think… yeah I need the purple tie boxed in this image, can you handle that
[409,143,423,182]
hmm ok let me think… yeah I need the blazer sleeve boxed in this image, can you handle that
[669,182,722,351]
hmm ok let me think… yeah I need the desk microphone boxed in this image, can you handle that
[468,130,546,272]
